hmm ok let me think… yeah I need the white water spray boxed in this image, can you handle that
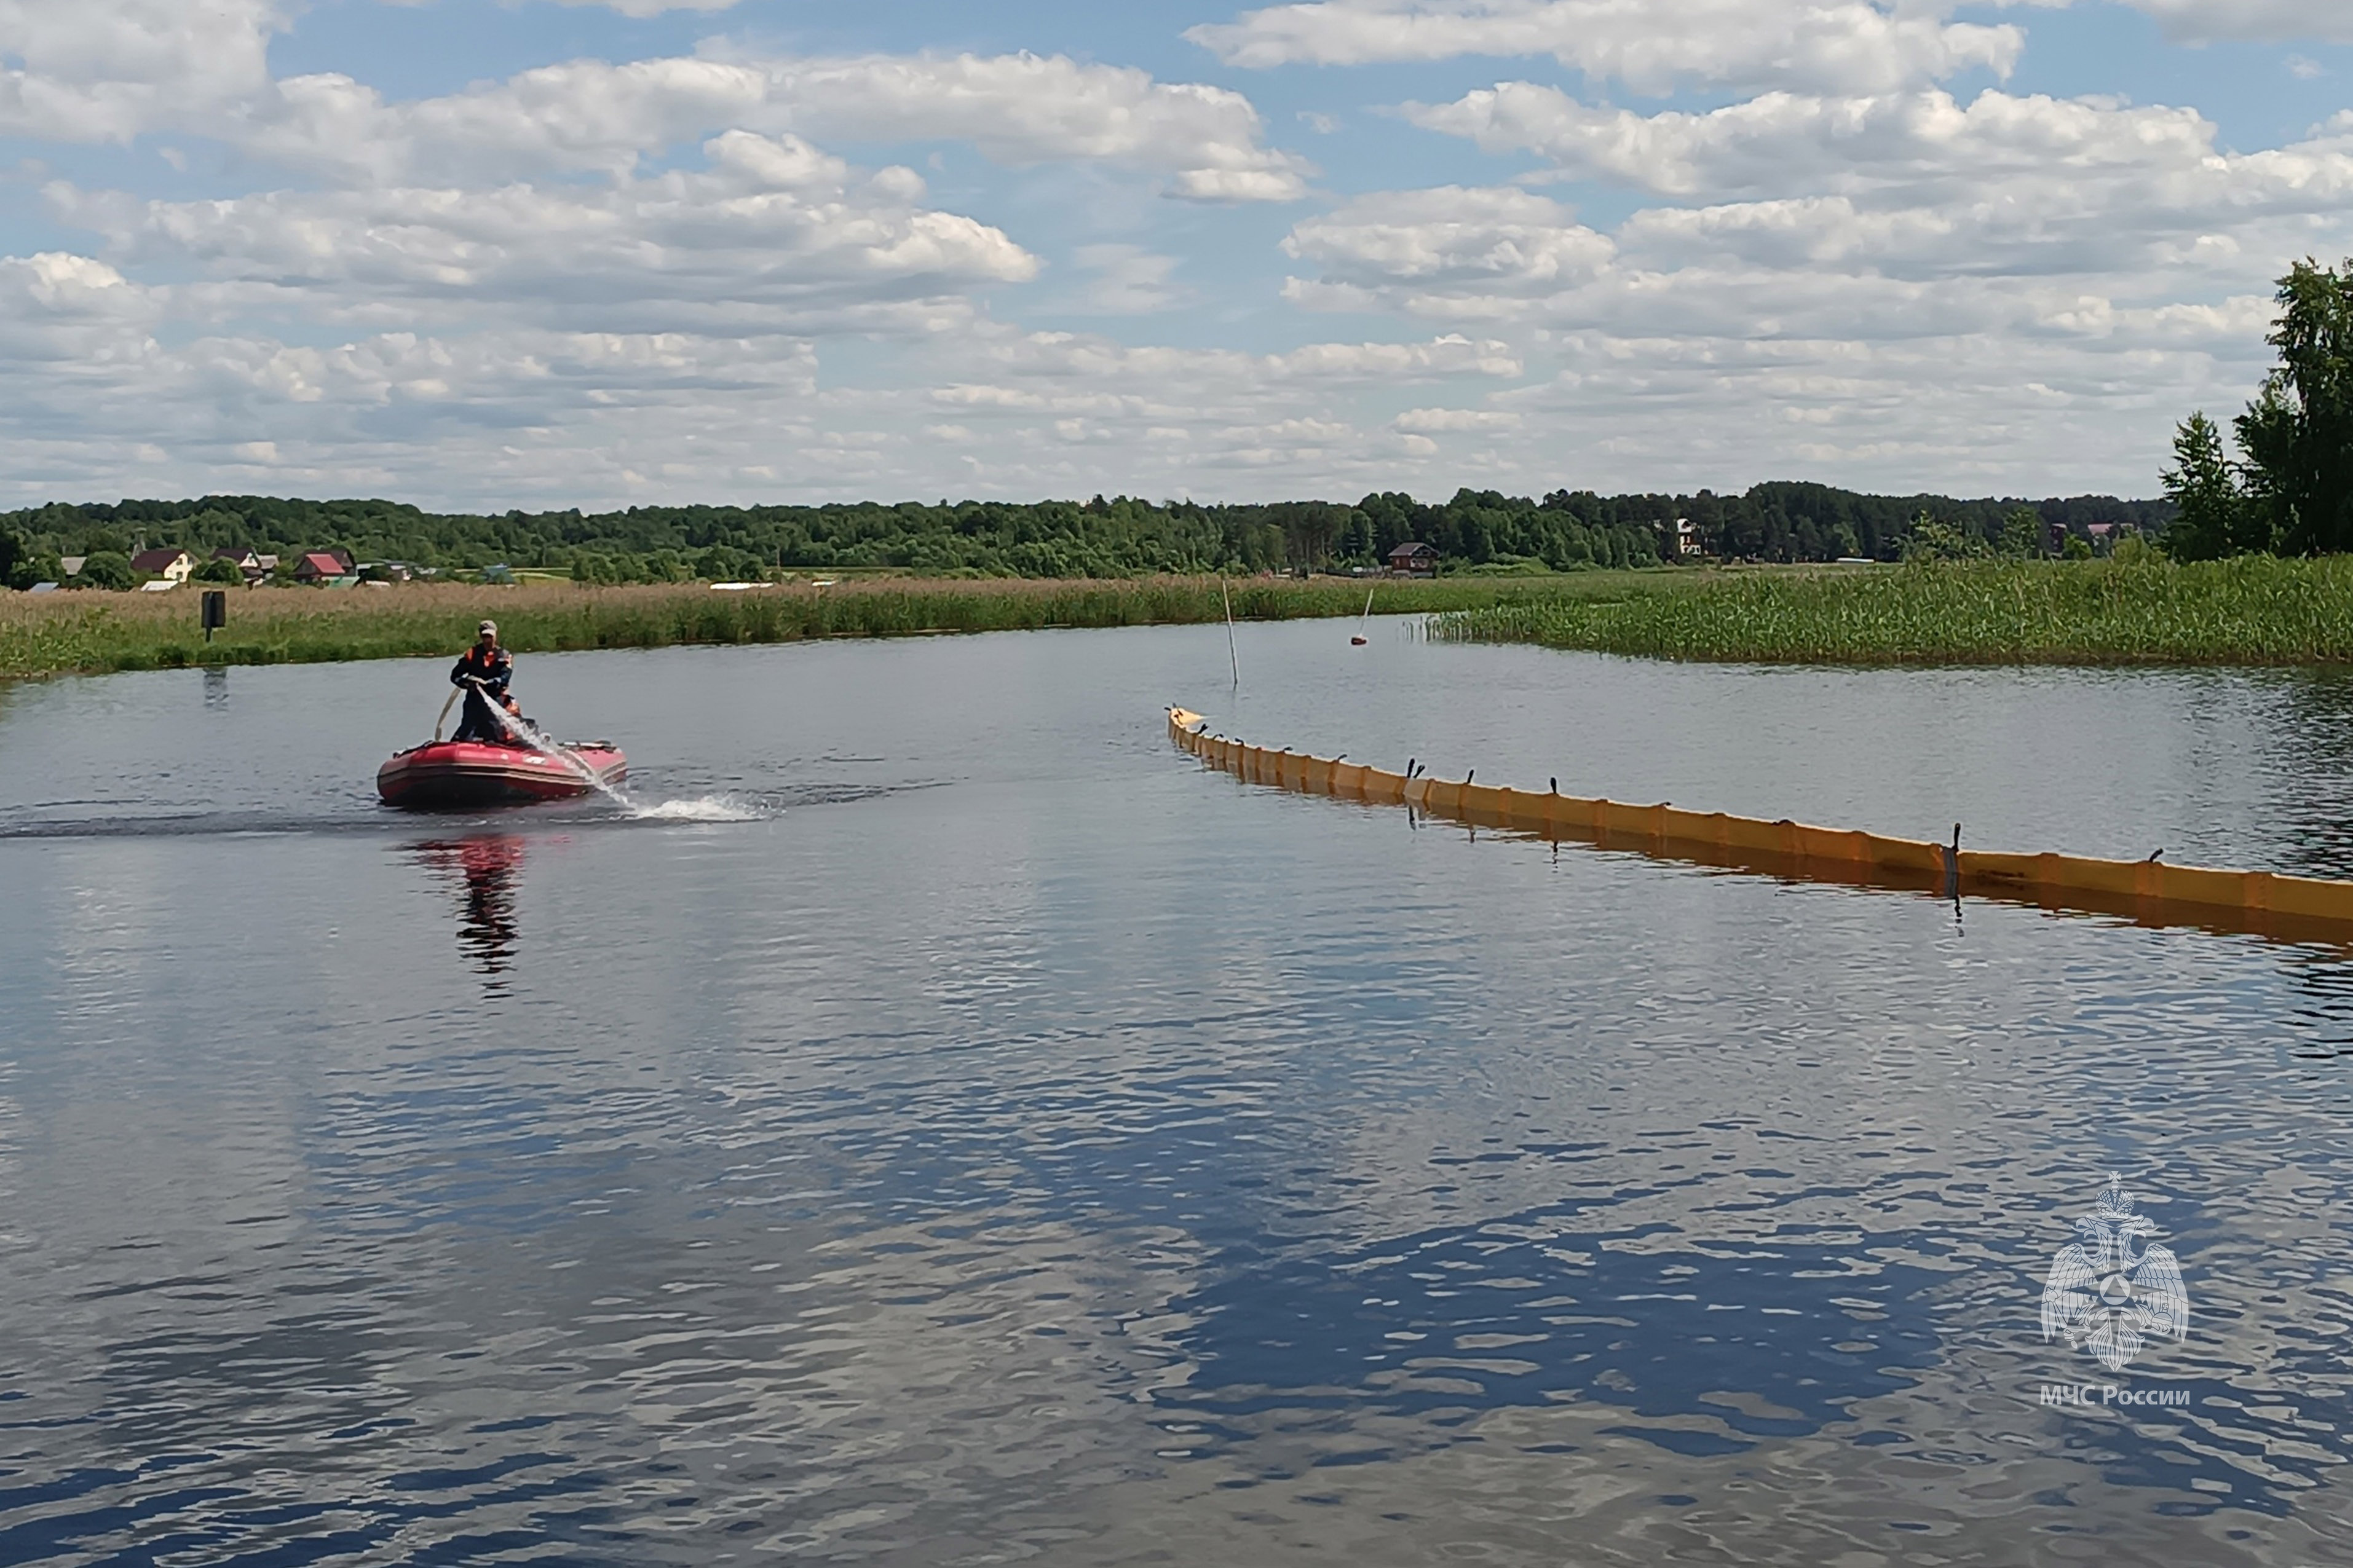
[470,698,764,822]
[631,796,765,823]
[449,681,765,822]
[492,708,638,811]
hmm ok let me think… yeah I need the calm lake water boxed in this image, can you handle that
[4,619,2353,1566]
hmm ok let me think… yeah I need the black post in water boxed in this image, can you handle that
[1946,823,1962,901]
[200,589,227,644]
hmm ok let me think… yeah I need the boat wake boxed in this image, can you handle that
[628,794,767,823]
[0,780,913,841]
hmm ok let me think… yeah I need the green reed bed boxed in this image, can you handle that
[0,573,1616,681]
[1431,557,2353,666]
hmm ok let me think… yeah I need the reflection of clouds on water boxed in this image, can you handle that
[1033,1387,2338,1568]
[2264,670,2353,884]
[413,835,526,987]
[18,628,2353,1562]
[0,1047,18,1258]
[954,808,2353,1532]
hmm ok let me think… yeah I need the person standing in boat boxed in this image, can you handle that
[450,620,520,744]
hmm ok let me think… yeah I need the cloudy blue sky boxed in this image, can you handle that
[1,0,2349,510]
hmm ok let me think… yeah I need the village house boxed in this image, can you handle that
[1386,542,1440,577]
[129,547,195,584]
[212,546,267,584]
[293,550,357,584]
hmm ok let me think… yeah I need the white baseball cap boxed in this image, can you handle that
[478,620,497,637]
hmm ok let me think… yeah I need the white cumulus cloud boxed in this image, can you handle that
[2106,0,2353,45]
[0,0,2341,505]
[1406,84,2226,198]
[213,50,1307,202]
[1190,0,2021,93]
[0,0,282,141]
[756,53,1312,202]
[0,251,162,364]
[1398,85,2353,283]
[1264,55,2353,497]
[1284,187,1614,295]
[0,8,1311,203]
[235,58,773,184]
[539,0,743,12]
[1394,406,1521,431]
[50,131,1037,338]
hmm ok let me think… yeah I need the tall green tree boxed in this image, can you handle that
[0,527,61,589]
[2241,258,2353,554]
[2161,411,2261,559]
[0,528,30,589]
[1900,512,1988,562]
[73,551,136,590]
[1998,506,2043,558]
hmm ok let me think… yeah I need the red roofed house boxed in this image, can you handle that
[294,551,354,584]
[1386,542,1441,577]
[129,548,195,584]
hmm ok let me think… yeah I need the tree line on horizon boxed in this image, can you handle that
[0,483,2170,591]
[24,257,2353,594]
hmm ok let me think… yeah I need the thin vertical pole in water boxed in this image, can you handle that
[1222,577,1240,688]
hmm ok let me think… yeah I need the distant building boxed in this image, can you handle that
[1674,518,1703,559]
[294,551,353,583]
[212,547,267,584]
[59,556,86,578]
[1386,542,1440,577]
[129,548,195,583]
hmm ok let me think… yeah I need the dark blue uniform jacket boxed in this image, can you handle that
[451,645,512,699]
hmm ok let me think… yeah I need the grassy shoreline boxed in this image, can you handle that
[0,573,1651,682]
[1433,557,2353,666]
[22,559,2340,682]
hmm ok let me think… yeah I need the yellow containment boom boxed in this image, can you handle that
[1167,706,2353,947]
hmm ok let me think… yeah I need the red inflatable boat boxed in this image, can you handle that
[377,740,627,810]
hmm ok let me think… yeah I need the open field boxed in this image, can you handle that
[1432,557,2353,666]
[0,572,1659,681]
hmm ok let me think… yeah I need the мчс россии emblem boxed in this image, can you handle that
[2041,1175,2189,1374]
